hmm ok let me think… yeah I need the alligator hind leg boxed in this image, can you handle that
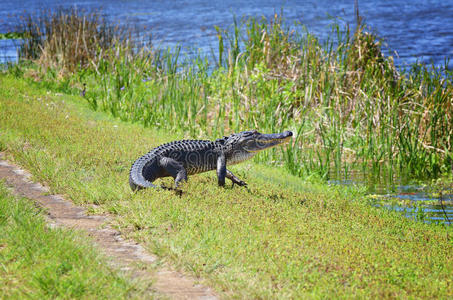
[159,157,188,188]
[226,169,247,187]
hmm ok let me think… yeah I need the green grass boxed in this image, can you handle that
[0,181,147,299]
[1,74,452,298]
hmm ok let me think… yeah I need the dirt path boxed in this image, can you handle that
[0,152,218,300]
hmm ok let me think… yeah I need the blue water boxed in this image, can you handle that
[329,170,453,225]
[1,0,452,68]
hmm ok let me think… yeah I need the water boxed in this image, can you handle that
[329,169,453,225]
[379,189,453,226]
[1,1,452,223]
[1,0,452,68]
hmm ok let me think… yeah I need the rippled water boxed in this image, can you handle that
[329,169,453,225]
[1,0,452,68]
[379,190,453,226]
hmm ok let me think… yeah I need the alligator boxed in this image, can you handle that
[129,130,293,191]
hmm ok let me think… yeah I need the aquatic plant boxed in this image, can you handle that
[0,32,28,39]
[16,8,140,73]
[12,9,453,181]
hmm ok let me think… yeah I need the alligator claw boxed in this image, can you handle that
[232,180,247,187]
[160,184,183,196]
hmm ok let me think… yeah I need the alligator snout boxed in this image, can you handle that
[282,131,293,138]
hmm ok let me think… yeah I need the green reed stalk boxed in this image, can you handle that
[14,9,453,181]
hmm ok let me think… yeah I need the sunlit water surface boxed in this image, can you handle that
[329,169,452,225]
[1,0,452,68]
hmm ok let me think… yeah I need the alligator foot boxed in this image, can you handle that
[226,169,247,188]
[160,184,184,196]
[231,180,247,187]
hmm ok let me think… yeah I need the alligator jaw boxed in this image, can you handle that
[245,131,293,153]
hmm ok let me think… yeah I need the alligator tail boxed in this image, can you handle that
[129,155,159,191]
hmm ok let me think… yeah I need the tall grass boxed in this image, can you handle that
[17,8,142,73]
[13,9,453,181]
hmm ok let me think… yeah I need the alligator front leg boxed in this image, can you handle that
[217,154,247,187]
[159,157,188,188]
[216,154,226,186]
[226,169,247,187]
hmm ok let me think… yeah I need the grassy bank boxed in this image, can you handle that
[1,74,452,298]
[0,181,146,299]
[11,9,452,181]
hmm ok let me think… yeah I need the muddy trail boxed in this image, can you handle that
[0,152,218,300]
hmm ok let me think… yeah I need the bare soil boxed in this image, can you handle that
[0,152,218,300]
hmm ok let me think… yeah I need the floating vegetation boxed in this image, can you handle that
[0,32,28,39]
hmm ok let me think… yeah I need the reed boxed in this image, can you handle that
[13,9,453,181]
[16,8,136,73]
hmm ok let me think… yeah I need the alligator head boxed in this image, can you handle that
[224,130,293,164]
